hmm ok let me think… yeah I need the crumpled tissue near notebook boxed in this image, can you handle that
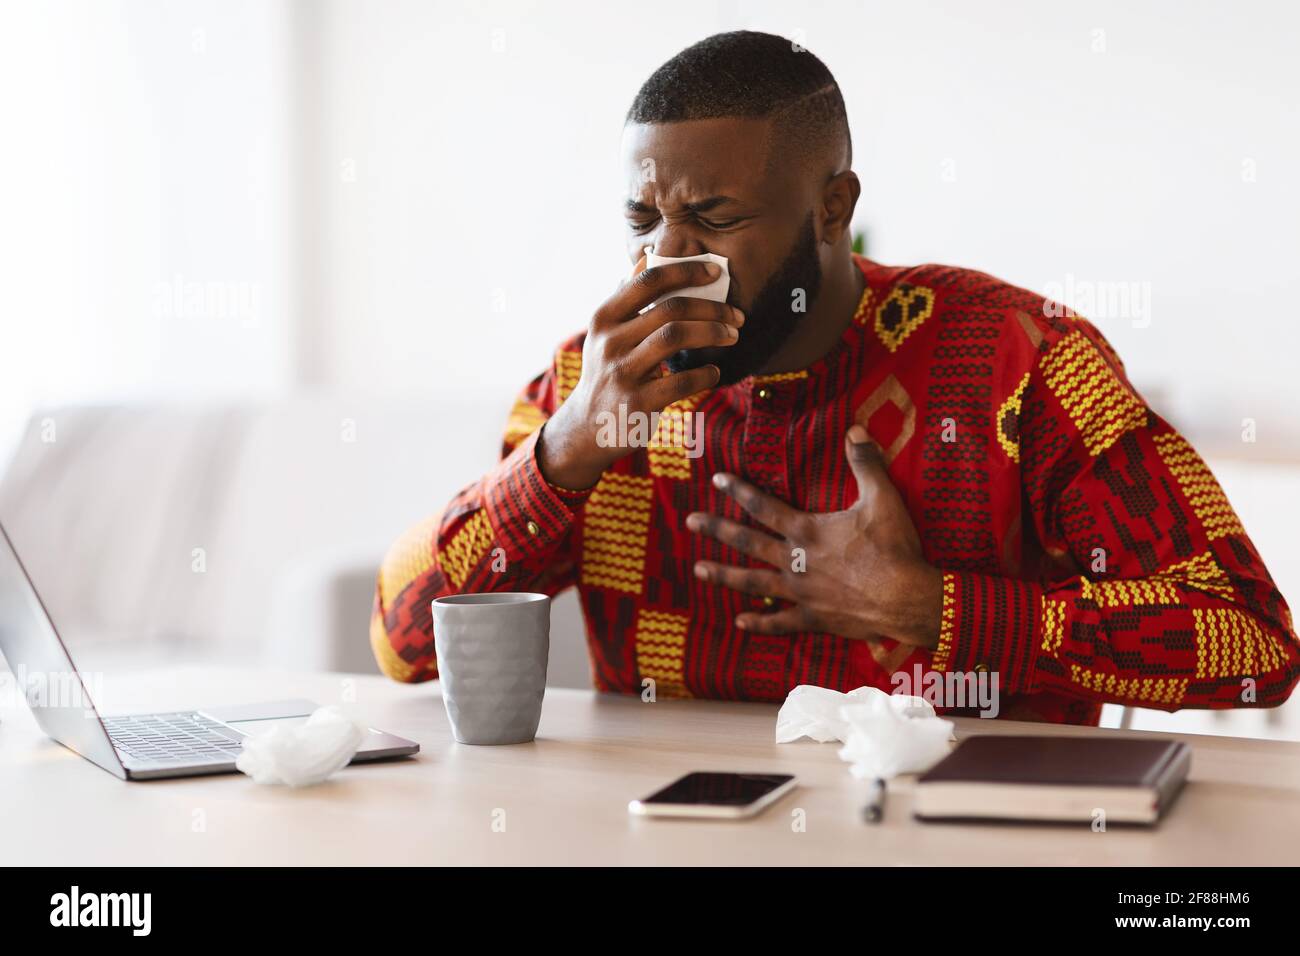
[776,684,955,779]
[235,705,365,787]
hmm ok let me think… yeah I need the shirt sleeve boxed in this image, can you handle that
[369,333,591,683]
[930,319,1300,711]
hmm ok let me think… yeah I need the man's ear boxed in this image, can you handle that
[820,170,861,246]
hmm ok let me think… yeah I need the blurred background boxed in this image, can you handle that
[1,0,1297,737]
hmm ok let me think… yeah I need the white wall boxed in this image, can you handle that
[0,0,297,465]
[302,0,1300,454]
[295,0,720,406]
[843,0,1300,453]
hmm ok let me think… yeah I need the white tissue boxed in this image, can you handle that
[775,684,886,743]
[775,684,955,780]
[836,693,955,779]
[235,705,366,787]
[644,251,730,309]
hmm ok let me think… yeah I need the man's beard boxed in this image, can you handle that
[665,213,823,387]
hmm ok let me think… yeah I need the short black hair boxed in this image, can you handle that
[626,31,852,172]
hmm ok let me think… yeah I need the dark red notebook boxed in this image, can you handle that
[914,735,1191,825]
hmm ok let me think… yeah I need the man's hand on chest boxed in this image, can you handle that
[686,423,944,649]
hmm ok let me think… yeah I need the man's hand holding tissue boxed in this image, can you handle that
[537,258,743,491]
[687,425,943,649]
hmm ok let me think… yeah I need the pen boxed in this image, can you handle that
[862,777,886,823]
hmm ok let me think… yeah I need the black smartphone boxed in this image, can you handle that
[627,771,797,819]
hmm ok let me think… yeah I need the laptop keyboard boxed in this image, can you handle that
[103,711,245,765]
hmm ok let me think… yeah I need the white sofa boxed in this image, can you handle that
[2,398,1297,739]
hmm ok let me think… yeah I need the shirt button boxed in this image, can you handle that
[757,387,772,400]
[525,520,540,537]
[761,595,775,608]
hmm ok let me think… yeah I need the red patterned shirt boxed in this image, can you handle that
[371,255,1300,724]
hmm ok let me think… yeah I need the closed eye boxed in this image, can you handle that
[626,214,751,233]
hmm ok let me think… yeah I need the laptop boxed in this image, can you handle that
[0,521,419,780]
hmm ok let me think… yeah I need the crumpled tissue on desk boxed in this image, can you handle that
[776,684,956,779]
[235,705,365,787]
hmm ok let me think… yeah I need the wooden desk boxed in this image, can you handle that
[2,667,1297,865]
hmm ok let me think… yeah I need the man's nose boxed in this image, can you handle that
[647,226,707,259]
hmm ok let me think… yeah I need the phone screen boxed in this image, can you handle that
[639,772,794,807]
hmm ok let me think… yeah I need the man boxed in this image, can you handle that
[371,31,1298,724]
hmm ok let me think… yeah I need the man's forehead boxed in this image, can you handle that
[621,117,779,204]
